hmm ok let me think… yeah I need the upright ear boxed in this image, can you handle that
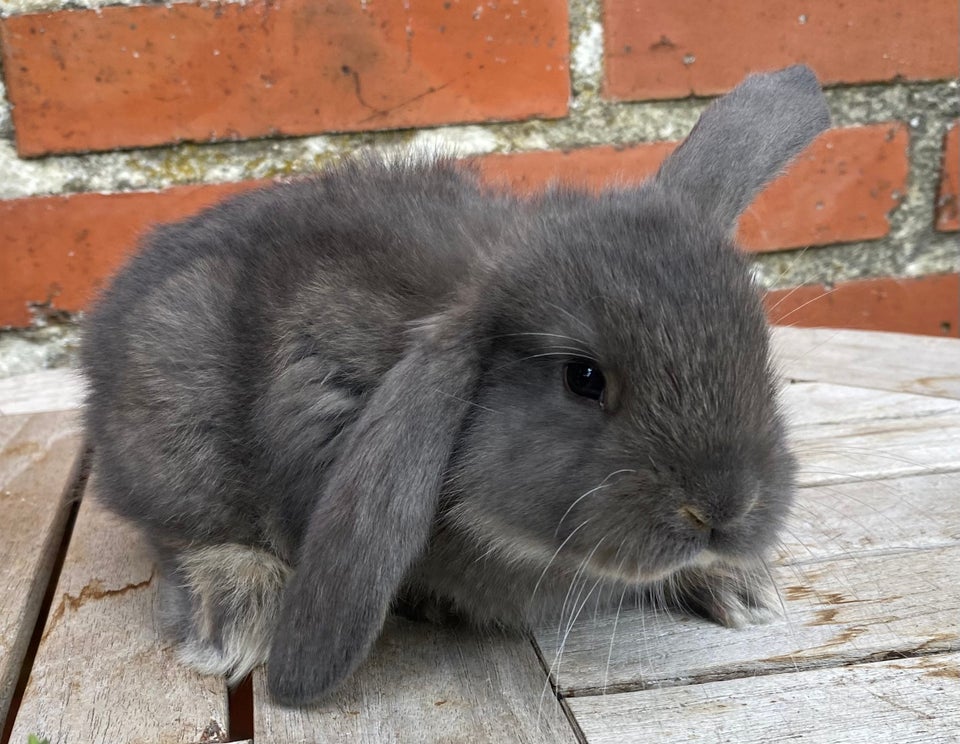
[267,319,480,705]
[656,64,830,231]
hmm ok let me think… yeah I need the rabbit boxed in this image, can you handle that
[81,64,830,706]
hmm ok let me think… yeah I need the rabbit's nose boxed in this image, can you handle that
[682,469,762,531]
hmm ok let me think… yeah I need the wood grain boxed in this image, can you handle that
[773,326,960,400]
[254,617,578,744]
[0,411,82,730]
[779,471,960,564]
[0,369,86,416]
[781,380,960,428]
[9,480,229,744]
[568,651,960,744]
[780,381,960,484]
[534,546,960,696]
[792,412,960,486]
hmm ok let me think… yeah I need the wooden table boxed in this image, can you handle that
[2,327,958,743]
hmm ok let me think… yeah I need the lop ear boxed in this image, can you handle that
[656,64,830,231]
[267,321,480,705]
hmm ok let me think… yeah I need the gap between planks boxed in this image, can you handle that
[0,453,89,744]
[528,635,590,744]
[0,412,86,744]
[249,619,577,744]
[567,651,960,744]
[8,478,231,744]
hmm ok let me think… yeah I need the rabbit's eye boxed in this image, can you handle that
[564,360,606,405]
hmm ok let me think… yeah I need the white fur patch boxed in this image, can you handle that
[176,544,291,684]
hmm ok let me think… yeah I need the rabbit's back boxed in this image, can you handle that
[82,158,512,555]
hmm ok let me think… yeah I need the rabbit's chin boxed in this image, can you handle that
[456,513,719,587]
[588,549,722,586]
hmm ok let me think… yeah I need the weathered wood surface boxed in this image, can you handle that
[778,471,960,563]
[784,381,960,486]
[0,368,85,416]
[2,327,959,743]
[773,326,960,399]
[535,544,960,696]
[568,651,960,744]
[793,414,960,485]
[254,619,576,744]
[781,380,960,427]
[0,411,82,730]
[9,480,230,744]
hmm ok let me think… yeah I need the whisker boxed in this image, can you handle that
[772,285,840,324]
[557,553,594,644]
[603,570,630,693]
[552,572,606,694]
[432,389,499,414]
[543,299,594,335]
[539,550,594,720]
[492,350,597,373]
[530,518,592,604]
[555,468,635,537]
[764,245,812,305]
[774,327,844,370]
[488,331,592,348]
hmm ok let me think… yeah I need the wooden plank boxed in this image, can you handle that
[9,482,230,744]
[777,380,960,486]
[568,651,960,744]
[783,380,960,483]
[0,411,82,730]
[781,380,960,428]
[253,617,578,744]
[0,369,85,416]
[778,471,960,565]
[791,409,960,486]
[533,545,960,696]
[772,326,960,400]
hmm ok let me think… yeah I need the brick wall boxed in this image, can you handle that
[0,0,957,346]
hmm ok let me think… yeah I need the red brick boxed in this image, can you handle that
[765,274,960,337]
[0,183,262,327]
[0,0,569,157]
[936,122,959,232]
[604,0,960,101]
[0,122,914,326]
[475,124,908,251]
[474,142,677,192]
[739,124,908,251]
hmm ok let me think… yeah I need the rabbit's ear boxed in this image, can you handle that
[656,64,830,231]
[266,318,480,705]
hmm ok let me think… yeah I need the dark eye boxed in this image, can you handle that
[564,359,606,404]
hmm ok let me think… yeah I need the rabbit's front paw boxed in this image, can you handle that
[666,561,781,628]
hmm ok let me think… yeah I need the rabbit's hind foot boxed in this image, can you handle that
[159,543,291,684]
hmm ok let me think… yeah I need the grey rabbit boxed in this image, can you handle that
[81,65,829,706]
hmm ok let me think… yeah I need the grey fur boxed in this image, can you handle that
[657,64,830,231]
[81,66,829,706]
